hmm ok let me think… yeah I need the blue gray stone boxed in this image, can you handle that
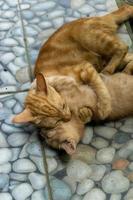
[13,159,36,173]
[0,70,17,85]
[114,132,130,144]
[10,173,28,182]
[11,148,21,162]
[31,190,46,200]
[22,10,34,20]
[1,38,18,46]
[13,102,23,114]
[45,178,72,200]
[0,174,9,189]
[12,183,33,200]
[1,53,15,65]
[26,142,42,156]
[32,1,56,11]
[0,131,8,147]
[102,171,130,194]
[0,22,13,31]
[4,99,16,109]
[0,148,12,164]
[28,172,46,189]
[0,107,12,121]
[59,0,70,8]
[0,193,12,200]
[7,133,29,147]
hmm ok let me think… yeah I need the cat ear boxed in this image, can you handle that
[61,139,77,155]
[12,108,34,124]
[36,73,48,94]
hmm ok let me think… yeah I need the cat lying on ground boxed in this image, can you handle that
[12,67,133,154]
[34,4,133,119]
[12,4,133,154]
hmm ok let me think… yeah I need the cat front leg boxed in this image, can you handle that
[80,63,111,120]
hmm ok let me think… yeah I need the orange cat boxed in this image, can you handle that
[13,69,133,154]
[12,4,133,154]
[33,4,133,119]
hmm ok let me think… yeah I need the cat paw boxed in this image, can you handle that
[80,64,94,83]
[79,107,92,123]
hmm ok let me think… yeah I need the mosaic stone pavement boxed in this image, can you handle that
[0,0,133,199]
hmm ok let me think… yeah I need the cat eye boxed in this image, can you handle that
[62,103,66,109]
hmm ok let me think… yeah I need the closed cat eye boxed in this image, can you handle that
[62,103,66,109]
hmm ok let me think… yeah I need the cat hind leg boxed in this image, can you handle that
[105,4,133,25]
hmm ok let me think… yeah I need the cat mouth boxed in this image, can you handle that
[61,140,76,155]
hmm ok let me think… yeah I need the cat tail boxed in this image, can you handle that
[106,4,133,25]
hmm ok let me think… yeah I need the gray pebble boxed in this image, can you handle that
[13,159,36,173]
[0,162,11,173]
[96,147,115,164]
[0,193,12,200]
[110,194,122,200]
[1,38,18,46]
[79,5,95,14]
[1,123,23,134]
[82,127,93,144]
[91,137,109,149]
[0,131,9,147]
[83,188,106,200]
[94,126,117,139]
[1,52,15,65]
[13,102,23,114]
[39,21,52,29]
[89,164,106,181]
[124,188,133,200]
[11,148,21,162]
[31,190,46,200]
[12,46,25,56]
[12,183,33,200]
[67,160,92,181]
[0,22,13,31]
[47,10,65,19]
[32,1,56,11]
[45,178,72,200]
[0,70,17,85]
[22,10,34,20]
[10,173,28,182]
[26,142,42,157]
[30,156,45,174]
[7,133,29,147]
[114,132,130,144]
[0,148,12,164]
[28,172,46,189]
[5,0,17,7]
[77,179,94,195]
[102,171,129,194]
[7,63,20,75]
[0,174,9,189]
[19,143,29,158]
[4,99,16,109]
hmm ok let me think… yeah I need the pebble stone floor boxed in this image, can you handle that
[0,0,133,200]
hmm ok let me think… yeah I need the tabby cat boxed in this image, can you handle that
[13,4,133,154]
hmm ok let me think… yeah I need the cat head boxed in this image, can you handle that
[12,73,71,128]
[41,116,84,155]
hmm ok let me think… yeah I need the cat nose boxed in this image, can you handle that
[63,110,71,121]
